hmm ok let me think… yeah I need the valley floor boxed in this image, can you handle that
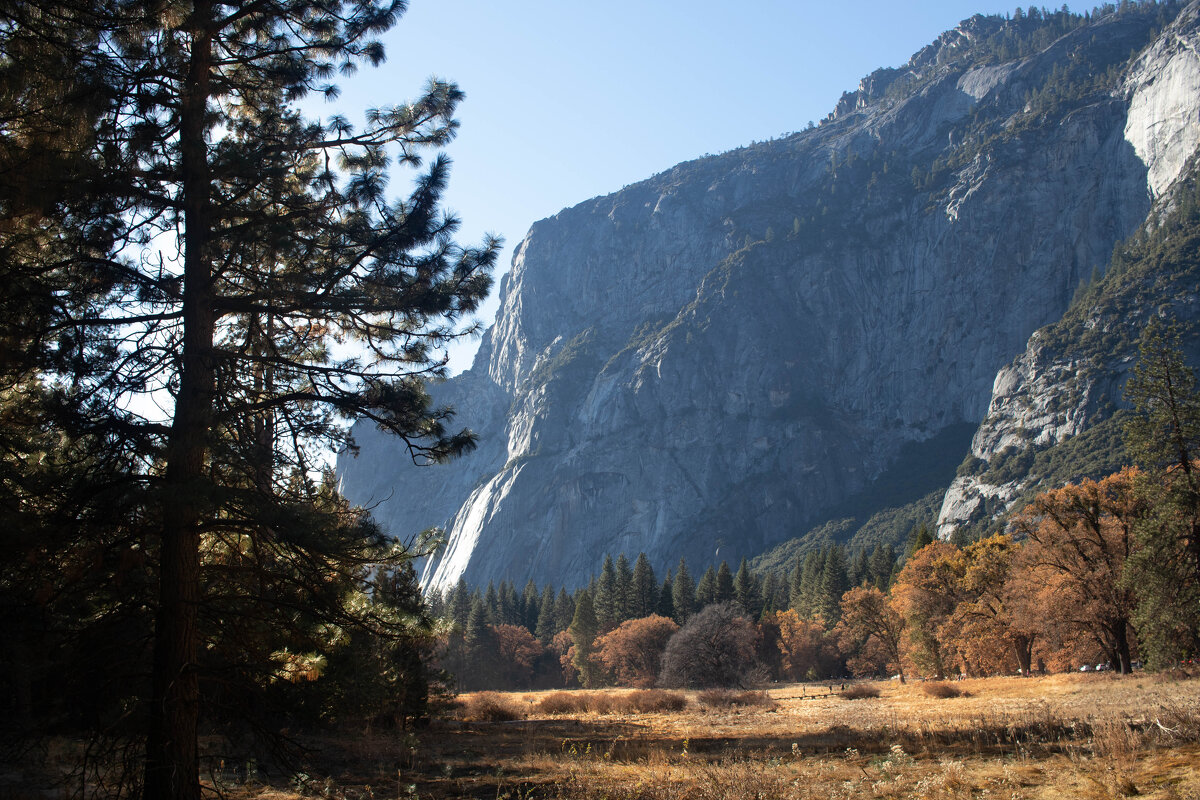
[238,673,1200,800]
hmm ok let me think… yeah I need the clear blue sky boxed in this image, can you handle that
[328,0,1020,372]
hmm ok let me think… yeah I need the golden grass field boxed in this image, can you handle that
[243,672,1200,800]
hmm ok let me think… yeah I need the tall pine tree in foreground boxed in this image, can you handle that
[1124,319,1200,666]
[0,1,496,798]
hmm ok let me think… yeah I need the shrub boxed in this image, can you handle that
[921,681,966,699]
[457,691,524,721]
[697,689,776,709]
[595,615,680,687]
[659,602,759,688]
[536,689,688,715]
[626,689,688,713]
[537,691,588,715]
[841,684,881,700]
[586,692,617,714]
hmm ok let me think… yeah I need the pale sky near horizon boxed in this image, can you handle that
[325,1,1028,373]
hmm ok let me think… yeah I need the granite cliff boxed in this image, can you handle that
[337,3,1200,591]
[938,0,1200,538]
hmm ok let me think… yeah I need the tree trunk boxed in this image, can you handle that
[1112,620,1133,674]
[144,9,214,800]
[1013,633,1034,675]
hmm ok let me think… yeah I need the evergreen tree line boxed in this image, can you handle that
[428,322,1200,691]
[427,539,917,690]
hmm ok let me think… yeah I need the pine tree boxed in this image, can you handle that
[657,576,676,620]
[615,553,635,623]
[569,589,601,688]
[499,581,519,626]
[792,550,825,616]
[788,557,806,613]
[464,596,496,691]
[715,561,736,604]
[733,559,762,619]
[553,588,576,634]
[672,559,697,624]
[851,548,871,587]
[868,544,896,590]
[761,572,781,615]
[906,524,935,560]
[484,582,500,625]
[696,565,719,609]
[595,555,619,631]
[535,585,557,645]
[819,546,849,624]
[631,553,658,618]
[521,580,540,632]
[0,3,498,795]
[1124,319,1200,664]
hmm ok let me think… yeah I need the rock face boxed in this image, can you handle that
[937,1,1200,538]
[338,4,1200,592]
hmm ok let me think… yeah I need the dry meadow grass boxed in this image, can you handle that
[231,672,1200,800]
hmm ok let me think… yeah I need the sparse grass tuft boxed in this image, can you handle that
[536,689,688,716]
[922,681,967,699]
[220,672,1200,800]
[841,683,880,700]
[537,691,588,715]
[626,689,688,713]
[696,689,775,709]
[456,691,524,721]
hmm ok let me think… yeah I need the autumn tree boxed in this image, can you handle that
[659,602,759,688]
[549,630,577,687]
[772,609,840,680]
[490,624,543,690]
[949,534,1039,675]
[837,586,906,682]
[594,614,679,687]
[1011,469,1144,673]
[889,541,961,678]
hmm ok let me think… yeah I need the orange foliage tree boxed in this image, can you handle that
[1010,468,1145,673]
[837,586,906,682]
[772,609,840,680]
[594,614,679,687]
[889,542,961,678]
[490,624,543,689]
[550,630,578,687]
[948,533,1039,675]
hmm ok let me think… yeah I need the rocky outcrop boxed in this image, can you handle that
[937,2,1200,538]
[338,4,1199,591]
[1124,1,1200,198]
